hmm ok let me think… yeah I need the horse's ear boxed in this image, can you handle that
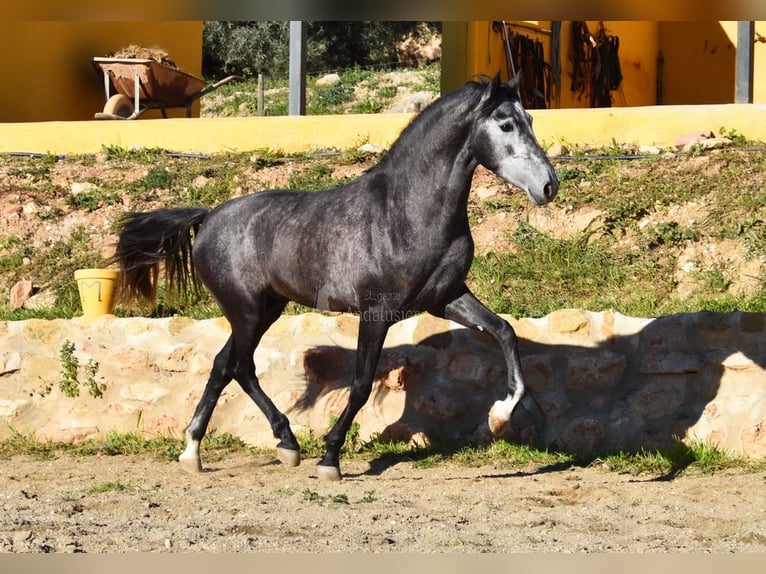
[508,70,522,94]
[481,72,502,102]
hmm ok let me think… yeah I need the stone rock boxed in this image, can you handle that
[0,398,28,417]
[638,145,662,155]
[357,143,384,155]
[558,417,603,455]
[191,175,209,189]
[567,350,627,391]
[9,280,33,310]
[22,202,40,216]
[681,137,732,153]
[474,186,498,201]
[447,350,490,383]
[105,347,150,373]
[568,207,603,236]
[23,319,68,345]
[379,423,431,447]
[23,290,56,311]
[2,203,22,217]
[168,317,195,336]
[303,347,349,385]
[546,143,569,157]
[627,379,686,418]
[388,92,434,114]
[70,181,99,195]
[156,344,194,372]
[315,73,341,87]
[675,131,714,149]
[119,382,169,403]
[741,423,766,458]
[520,354,553,393]
[412,387,466,419]
[548,309,590,336]
[638,351,704,374]
[0,351,21,375]
[375,353,420,391]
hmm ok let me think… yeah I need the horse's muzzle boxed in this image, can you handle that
[540,170,560,204]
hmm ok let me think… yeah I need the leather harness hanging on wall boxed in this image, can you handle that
[513,33,550,109]
[570,21,623,107]
[493,21,555,110]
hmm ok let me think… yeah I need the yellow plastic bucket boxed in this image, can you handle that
[74,268,120,316]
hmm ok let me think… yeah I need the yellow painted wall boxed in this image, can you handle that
[443,21,765,107]
[658,21,736,104]
[2,104,764,158]
[0,21,202,122]
[659,21,766,104]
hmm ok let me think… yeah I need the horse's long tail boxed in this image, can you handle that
[111,207,209,306]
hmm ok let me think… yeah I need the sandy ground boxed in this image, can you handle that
[1,450,765,553]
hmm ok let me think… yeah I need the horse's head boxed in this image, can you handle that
[470,73,559,206]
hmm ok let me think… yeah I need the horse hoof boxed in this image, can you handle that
[276,447,301,467]
[316,464,342,482]
[178,454,203,473]
[488,413,510,436]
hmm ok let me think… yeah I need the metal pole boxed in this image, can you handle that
[289,21,306,115]
[257,73,264,116]
[735,21,754,104]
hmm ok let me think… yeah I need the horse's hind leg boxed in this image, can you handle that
[179,297,297,471]
[179,336,235,472]
[229,298,301,467]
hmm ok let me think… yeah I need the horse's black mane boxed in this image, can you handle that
[371,78,493,172]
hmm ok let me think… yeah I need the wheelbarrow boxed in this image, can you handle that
[92,57,242,120]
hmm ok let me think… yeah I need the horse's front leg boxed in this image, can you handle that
[432,285,527,436]
[317,317,391,481]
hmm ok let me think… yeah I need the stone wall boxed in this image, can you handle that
[1,310,765,458]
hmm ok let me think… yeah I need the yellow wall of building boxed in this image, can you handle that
[443,21,765,108]
[0,21,202,122]
[658,21,736,104]
[659,21,766,104]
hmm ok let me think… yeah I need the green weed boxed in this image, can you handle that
[43,340,104,399]
[88,481,130,495]
[467,221,670,317]
[287,163,340,191]
[452,441,574,468]
[1,430,763,477]
[599,437,766,476]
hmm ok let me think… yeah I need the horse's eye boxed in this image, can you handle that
[500,123,514,133]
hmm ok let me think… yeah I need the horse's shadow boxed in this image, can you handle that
[290,311,766,478]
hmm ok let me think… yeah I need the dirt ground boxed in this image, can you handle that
[1,451,765,553]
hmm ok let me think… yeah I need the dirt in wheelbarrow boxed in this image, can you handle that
[1,450,765,553]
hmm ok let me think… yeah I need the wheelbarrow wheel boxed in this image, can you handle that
[103,94,134,118]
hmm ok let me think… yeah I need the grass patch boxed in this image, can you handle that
[0,428,257,463]
[467,221,674,317]
[88,481,130,495]
[1,430,762,477]
[451,441,574,468]
[1,66,766,321]
[599,438,766,476]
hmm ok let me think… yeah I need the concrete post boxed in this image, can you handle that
[289,20,307,115]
